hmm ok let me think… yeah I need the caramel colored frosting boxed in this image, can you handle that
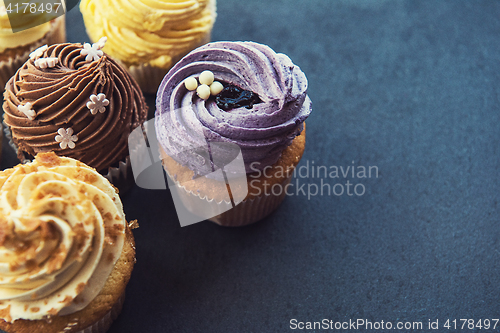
[0,0,54,53]
[0,152,126,322]
[79,0,216,69]
[3,42,148,171]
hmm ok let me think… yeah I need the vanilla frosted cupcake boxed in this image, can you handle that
[156,41,312,226]
[2,41,148,188]
[0,152,136,333]
[0,0,66,90]
[80,0,216,93]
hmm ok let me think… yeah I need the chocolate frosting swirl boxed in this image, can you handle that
[3,42,148,171]
[155,41,312,175]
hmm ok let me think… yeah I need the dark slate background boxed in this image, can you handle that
[1,0,499,332]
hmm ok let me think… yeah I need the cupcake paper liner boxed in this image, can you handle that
[0,15,66,90]
[209,176,292,227]
[166,165,293,227]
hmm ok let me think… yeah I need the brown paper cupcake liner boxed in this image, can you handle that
[166,167,293,227]
[0,15,66,90]
[209,176,293,227]
[3,118,134,194]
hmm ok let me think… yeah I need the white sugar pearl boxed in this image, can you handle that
[210,81,224,95]
[197,84,211,100]
[199,70,214,85]
[184,77,198,91]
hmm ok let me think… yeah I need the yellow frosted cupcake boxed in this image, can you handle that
[0,152,136,333]
[0,0,66,90]
[79,0,216,94]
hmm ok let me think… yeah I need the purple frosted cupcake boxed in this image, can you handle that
[156,41,312,226]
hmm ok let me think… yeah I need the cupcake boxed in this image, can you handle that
[0,152,136,333]
[155,41,312,227]
[0,0,66,90]
[79,0,216,94]
[2,41,148,189]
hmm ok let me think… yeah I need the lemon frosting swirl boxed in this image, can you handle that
[0,0,55,53]
[0,152,126,322]
[79,0,216,68]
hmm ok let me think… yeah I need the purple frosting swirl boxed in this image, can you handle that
[155,41,312,175]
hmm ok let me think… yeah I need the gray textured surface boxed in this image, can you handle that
[1,0,499,332]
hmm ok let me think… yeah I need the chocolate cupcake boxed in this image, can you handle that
[2,41,148,189]
[155,41,312,226]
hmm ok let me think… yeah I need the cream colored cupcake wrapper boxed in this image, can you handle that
[166,166,293,227]
[0,15,66,90]
[3,117,134,194]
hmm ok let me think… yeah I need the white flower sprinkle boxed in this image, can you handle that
[55,128,78,149]
[34,57,59,69]
[80,42,104,62]
[18,102,36,120]
[95,37,107,50]
[29,45,48,61]
[87,93,109,115]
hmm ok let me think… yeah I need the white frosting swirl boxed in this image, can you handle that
[0,153,125,322]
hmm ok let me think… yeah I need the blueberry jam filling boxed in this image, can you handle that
[215,84,262,111]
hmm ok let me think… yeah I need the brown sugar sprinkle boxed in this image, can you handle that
[0,219,10,246]
[36,152,61,167]
[48,308,58,316]
[103,212,113,222]
[46,244,67,274]
[75,168,98,183]
[75,282,86,294]
[72,223,88,255]
[85,216,98,226]
[59,295,73,304]
[30,307,40,313]
[104,224,124,246]
[0,305,12,322]
[128,220,139,230]
[24,304,29,311]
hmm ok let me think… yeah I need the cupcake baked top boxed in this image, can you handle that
[155,41,312,176]
[3,41,148,171]
[79,0,216,69]
[0,0,55,53]
[0,152,127,322]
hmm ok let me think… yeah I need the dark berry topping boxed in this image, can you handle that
[215,84,262,111]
